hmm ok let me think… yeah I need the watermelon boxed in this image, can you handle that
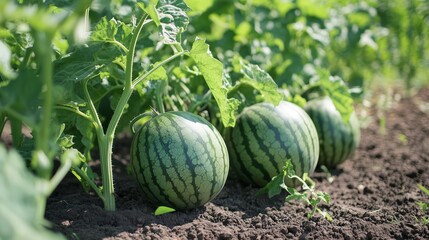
[304,97,360,168]
[130,111,229,210]
[224,101,319,187]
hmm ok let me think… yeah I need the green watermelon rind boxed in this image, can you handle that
[225,101,320,187]
[304,96,360,168]
[130,111,229,210]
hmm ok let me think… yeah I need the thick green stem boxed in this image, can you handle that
[9,116,23,148]
[132,52,186,88]
[33,31,54,179]
[155,80,167,113]
[97,15,147,211]
[99,136,115,210]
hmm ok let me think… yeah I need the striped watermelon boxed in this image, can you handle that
[224,101,319,187]
[304,97,360,168]
[130,111,229,210]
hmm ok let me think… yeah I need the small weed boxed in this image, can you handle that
[258,160,332,221]
[417,184,429,225]
[397,133,408,145]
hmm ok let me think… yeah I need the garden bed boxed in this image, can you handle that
[46,88,429,239]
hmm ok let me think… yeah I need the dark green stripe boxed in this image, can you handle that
[134,128,161,203]
[326,113,337,167]
[274,107,305,175]
[236,116,272,185]
[337,120,348,165]
[131,130,154,202]
[199,125,227,201]
[245,109,280,178]
[293,104,318,172]
[313,110,327,166]
[227,129,254,184]
[166,115,202,206]
[142,123,176,207]
[154,118,189,208]
[192,124,218,203]
[345,127,355,160]
[210,126,229,184]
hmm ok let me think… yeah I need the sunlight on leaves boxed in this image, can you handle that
[235,57,282,106]
[317,70,354,123]
[157,0,191,44]
[190,38,239,127]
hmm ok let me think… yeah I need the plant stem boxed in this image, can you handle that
[0,113,5,134]
[6,114,23,148]
[46,159,73,196]
[72,166,105,201]
[55,105,94,123]
[33,31,54,179]
[132,51,186,88]
[155,80,166,113]
[83,78,105,139]
[97,14,147,211]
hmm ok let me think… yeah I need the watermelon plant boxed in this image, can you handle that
[0,0,92,232]
[258,159,332,221]
[304,96,361,168]
[224,101,319,187]
[417,184,429,225]
[130,111,229,210]
[0,0,241,215]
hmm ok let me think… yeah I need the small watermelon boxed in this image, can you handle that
[304,96,360,168]
[130,111,229,210]
[224,101,319,187]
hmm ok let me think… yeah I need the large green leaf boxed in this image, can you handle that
[0,145,65,240]
[234,57,282,105]
[156,0,191,44]
[137,0,160,25]
[90,17,133,48]
[0,69,42,127]
[318,70,354,123]
[189,38,239,127]
[53,43,124,104]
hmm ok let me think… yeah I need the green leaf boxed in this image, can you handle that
[90,17,132,48]
[317,208,333,222]
[91,17,119,42]
[71,162,98,193]
[75,115,95,157]
[157,0,191,44]
[236,58,282,105]
[0,40,15,79]
[418,184,429,196]
[285,189,309,203]
[154,206,176,215]
[145,65,168,81]
[318,70,354,123]
[257,173,285,198]
[53,43,124,105]
[417,202,428,212]
[189,38,239,127]
[137,0,160,25]
[54,43,122,85]
[317,191,331,204]
[0,144,65,240]
[0,69,42,127]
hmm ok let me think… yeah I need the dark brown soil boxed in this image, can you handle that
[45,88,429,240]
